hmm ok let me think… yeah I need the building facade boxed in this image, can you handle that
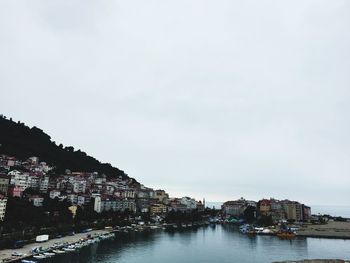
[0,195,7,221]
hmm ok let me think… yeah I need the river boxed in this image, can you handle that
[42,225,349,263]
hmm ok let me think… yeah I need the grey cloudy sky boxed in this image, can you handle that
[1,1,349,205]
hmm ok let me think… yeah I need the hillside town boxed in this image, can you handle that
[2,153,350,263]
[0,154,206,222]
[0,154,316,227]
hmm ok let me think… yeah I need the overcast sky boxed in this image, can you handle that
[1,1,349,205]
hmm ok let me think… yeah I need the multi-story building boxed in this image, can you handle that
[73,180,87,194]
[0,195,7,221]
[39,176,49,193]
[29,175,41,190]
[136,186,151,213]
[222,198,247,217]
[8,185,24,197]
[302,205,311,221]
[0,174,9,195]
[94,195,102,213]
[48,177,58,190]
[67,193,78,205]
[259,199,271,216]
[94,197,135,213]
[9,171,30,190]
[150,203,167,215]
[7,158,16,167]
[77,195,90,206]
[49,190,61,199]
[270,198,286,221]
[168,199,188,213]
[122,199,136,212]
[56,179,68,191]
[121,188,135,199]
[180,197,197,210]
[282,201,303,221]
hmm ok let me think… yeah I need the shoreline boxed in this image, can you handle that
[296,221,350,240]
[2,222,350,262]
[274,260,350,263]
[0,229,109,262]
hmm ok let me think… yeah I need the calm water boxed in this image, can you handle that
[45,225,349,263]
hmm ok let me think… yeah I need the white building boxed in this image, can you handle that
[0,196,7,221]
[9,171,30,190]
[39,176,49,193]
[67,194,78,205]
[29,196,44,207]
[180,197,197,210]
[73,180,87,194]
[77,195,90,206]
[122,188,135,199]
[49,190,61,199]
[94,195,102,213]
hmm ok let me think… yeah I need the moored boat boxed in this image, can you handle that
[63,246,76,252]
[33,254,47,259]
[277,231,296,239]
[247,230,257,236]
[43,252,55,257]
[52,249,65,254]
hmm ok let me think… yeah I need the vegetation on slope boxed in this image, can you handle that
[0,115,128,179]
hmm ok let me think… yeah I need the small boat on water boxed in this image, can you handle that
[21,260,38,263]
[239,224,253,234]
[33,254,47,259]
[31,247,43,254]
[43,252,55,257]
[63,246,75,252]
[74,243,84,249]
[247,230,257,236]
[52,249,65,254]
[50,242,63,249]
[277,231,296,239]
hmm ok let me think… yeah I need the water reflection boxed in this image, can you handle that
[49,225,350,263]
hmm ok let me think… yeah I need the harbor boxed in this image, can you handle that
[2,220,350,263]
[0,230,112,263]
[2,224,348,263]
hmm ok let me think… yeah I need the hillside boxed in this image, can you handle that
[0,115,128,179]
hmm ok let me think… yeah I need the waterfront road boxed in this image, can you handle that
[0,229,108,262]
